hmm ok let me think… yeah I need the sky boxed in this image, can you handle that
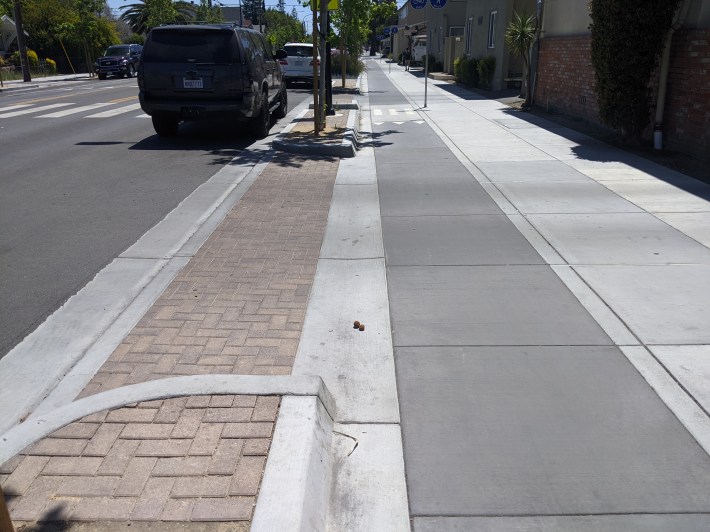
[106,0,408,26]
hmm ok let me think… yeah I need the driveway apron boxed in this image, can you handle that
[367,64,710,529]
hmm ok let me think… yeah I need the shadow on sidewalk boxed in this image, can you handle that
[434,81,710,193]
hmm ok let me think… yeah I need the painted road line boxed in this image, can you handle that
[0,103,73,118]
[37,102,113,118]
[0,103,33,112]
[86,103,142,118]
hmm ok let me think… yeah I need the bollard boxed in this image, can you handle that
[0,485,14,532]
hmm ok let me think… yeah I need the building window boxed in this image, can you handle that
[487,10,497,49]
[465,18,472,54]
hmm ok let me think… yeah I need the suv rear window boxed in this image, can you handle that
[144,29,240,63]
[284,45,313,57]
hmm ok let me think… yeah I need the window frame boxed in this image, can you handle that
[487,10,497,49]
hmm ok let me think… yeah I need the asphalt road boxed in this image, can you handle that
[0,76,310,359]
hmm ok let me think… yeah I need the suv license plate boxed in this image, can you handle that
[183,78,203,89]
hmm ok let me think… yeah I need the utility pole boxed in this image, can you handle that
[12,0,31,82]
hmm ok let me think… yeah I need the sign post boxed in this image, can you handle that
[410,0,427,106]
[312,0,320,134]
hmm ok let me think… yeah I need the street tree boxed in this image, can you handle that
[264,8,305,49]
[241,0,266,25]
[193,0,224,23]
[504,11,536,109]
[120,0,194,35]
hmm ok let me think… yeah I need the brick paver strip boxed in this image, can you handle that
[2,148,341,526]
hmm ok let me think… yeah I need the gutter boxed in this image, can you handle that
[654,0,691,150]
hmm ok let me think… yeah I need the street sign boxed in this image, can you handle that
[310,0,340,10]
[431,0,447,7]
[391,26,399,34]
[384,27,390,36]
[410,0,426,10]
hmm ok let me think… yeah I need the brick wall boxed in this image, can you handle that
[535,35,600,123]
[664,29,710,161]
[535,32,710,162]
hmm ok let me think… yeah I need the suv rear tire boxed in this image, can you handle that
[97,73,107,80]
[251,91,271,138]
[152,114,179,137]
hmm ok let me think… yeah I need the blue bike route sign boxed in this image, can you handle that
[431,0,447,7]
[410,0,426,10]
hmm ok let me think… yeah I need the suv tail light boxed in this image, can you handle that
[278,59,288,65]
[310,59,320,67]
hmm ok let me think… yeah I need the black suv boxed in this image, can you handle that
[95,44,142,80]
[138,24,288,138]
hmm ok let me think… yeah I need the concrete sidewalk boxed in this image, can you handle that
[2,60,710,532]
[369,60,710,531]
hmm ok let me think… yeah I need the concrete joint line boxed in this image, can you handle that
[0,374,334,466]
[621,345,710,457]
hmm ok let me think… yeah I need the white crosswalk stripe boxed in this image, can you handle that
[85,103,141,118]
[0,103,34,113]
[38,102,114,118]
[0,103,73,118]
[373,109,383,116]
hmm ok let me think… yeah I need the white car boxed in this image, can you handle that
[412,36,427,64]
[280,42,320,85]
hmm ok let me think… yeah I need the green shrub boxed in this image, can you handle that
[45,58,57,74]
[27,49,38,67]
[10,49,39,68]
[127,34,145,45]
[455,56,479,87]
[426,54,443,72]
[454,57,466,83]
[477,55,496,90]
[331,54,365,76]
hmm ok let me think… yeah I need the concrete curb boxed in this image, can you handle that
[252,395,334,531]
[272,101,360,158]
[0,374,334,466]
[0,74,93,92]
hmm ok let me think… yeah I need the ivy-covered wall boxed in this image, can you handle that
[535,32,710,161]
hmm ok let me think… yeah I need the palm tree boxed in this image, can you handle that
[505,11,537,110]
[120,0,195,35]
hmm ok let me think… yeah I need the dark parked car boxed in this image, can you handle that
[137,24,288,138]
[95,44,142,80]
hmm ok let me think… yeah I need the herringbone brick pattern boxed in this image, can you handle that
[2,135,344,527]
[1,396,277,523]
[81,152,339,396]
